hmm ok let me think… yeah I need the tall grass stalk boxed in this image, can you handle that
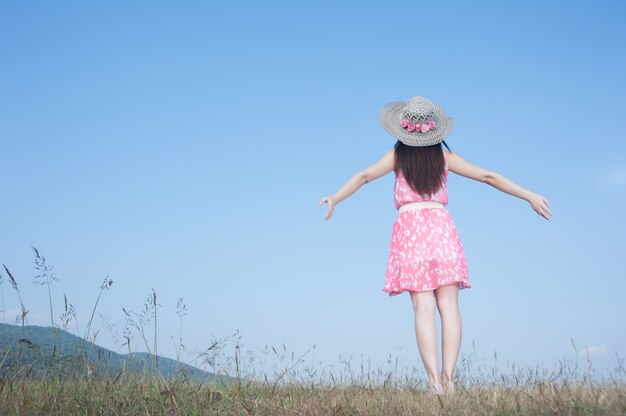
[2,263,32,339]
[121,307,136,371]
[1,263,48,372]
[32,246,59,356]
[122,291,156,359]
[173,297,188,370]
[150,288,159,371]
[78,276,113,366]
[0,271,6,324]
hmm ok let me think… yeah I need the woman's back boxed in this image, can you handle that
[394,151,449,209]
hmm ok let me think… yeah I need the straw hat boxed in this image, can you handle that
[377,96,454,146]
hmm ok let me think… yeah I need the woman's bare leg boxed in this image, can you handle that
[409,290,441,392]
[435,283,461,393]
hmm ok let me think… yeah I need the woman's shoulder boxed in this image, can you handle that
[443,150,459,163]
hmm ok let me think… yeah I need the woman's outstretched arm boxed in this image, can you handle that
[446,151,553,221]
[319,149,395,221]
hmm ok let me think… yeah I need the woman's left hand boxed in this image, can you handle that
[528,193,553,221]
[318,196,336,221]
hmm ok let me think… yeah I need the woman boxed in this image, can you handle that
[318,96,552,396]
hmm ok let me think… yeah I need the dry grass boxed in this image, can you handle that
[0,374,624,415]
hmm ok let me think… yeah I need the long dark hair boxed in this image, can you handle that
[394,140,451,197]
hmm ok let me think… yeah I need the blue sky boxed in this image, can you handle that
[1,1,625,384]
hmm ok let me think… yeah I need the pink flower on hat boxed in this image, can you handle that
[400,118,437,134]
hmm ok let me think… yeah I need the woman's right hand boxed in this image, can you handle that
[318,196,336,221]
[528,192,553,221]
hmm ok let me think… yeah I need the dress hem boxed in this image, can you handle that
[383,280,471,297]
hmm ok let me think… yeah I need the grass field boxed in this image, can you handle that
[1,248,625,415]
[2,312,624,415]
[1,367,625,415]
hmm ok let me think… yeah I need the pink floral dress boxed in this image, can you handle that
[383,151,471,296]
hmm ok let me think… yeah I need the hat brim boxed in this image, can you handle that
[377,100,454,146]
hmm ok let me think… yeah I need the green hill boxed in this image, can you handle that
[0,323,230,383]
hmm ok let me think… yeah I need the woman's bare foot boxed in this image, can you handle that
[427,382,444,396]
[441,373,455,394]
